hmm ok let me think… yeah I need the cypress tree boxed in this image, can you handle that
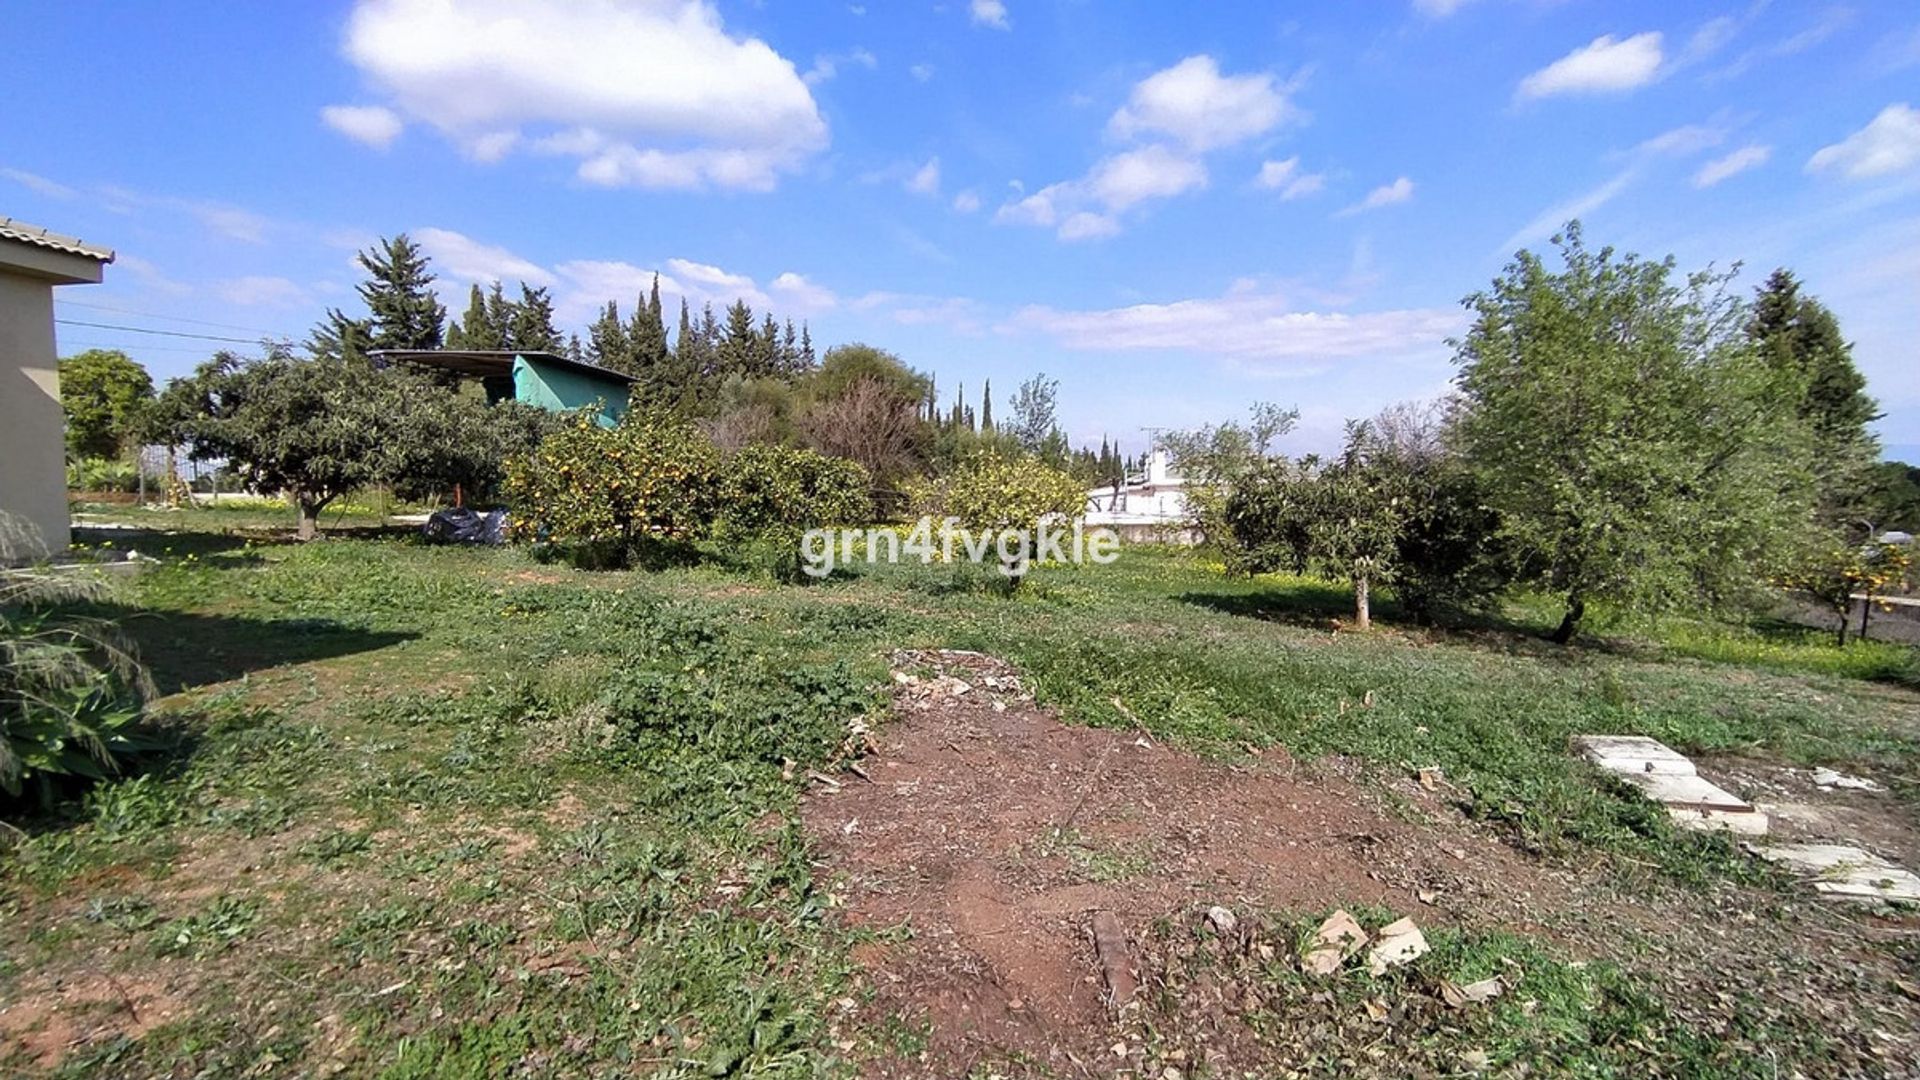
[980,380,994,431]
[628,275,670,375]
[780,319,800,377]
[699,304,723,377]
[799,323,816,371]
[588,301,631,372]
[480,282,514,349]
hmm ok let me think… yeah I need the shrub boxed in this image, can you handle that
[908,451,1085,587]
[715,445,873,538]
[506,411,722,568]
[909,451,1085,532]
[65,457,141,494]
[2,516,157,807]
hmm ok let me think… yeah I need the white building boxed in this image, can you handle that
[1085,449,1196,542]
[0,218,114,557]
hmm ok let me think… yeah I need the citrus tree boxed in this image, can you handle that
[910,451,1085,587]
[505,411,721,566]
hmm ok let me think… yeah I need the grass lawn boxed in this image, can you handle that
[4,522,1918,1077]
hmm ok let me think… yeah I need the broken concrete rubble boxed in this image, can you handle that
[1367,917,1430,976]
[1752,843,1920,904]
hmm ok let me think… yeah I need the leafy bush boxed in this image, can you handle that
[65,457,141,494]
[715,444,872,537]
[506,410,722,567]
[2,516,156,807]
[909,450,1085,531]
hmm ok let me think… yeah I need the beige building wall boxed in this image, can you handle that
[0,272,74,556]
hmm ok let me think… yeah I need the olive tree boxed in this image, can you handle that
[1452,223,1815,643]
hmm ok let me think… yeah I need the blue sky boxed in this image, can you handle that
[7,0,1919,460]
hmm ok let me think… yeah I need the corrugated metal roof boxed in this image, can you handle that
[0,217,115,262]
[370,349,636,383]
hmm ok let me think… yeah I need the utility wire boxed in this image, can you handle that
[54,318,273,345]
[55,298,285,337]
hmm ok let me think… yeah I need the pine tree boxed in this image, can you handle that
[566,333,585,363]
[588,301,631,373]
[509,284,560,352]
[799,323,817,371]
[980,380,994,431]
[717,300,759,377]
[1749,269,1881,523]
[308,309,374,364]
[355,234,446,351]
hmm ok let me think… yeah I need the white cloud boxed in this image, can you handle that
[1009,281,1463,374]
[1517,32,1664,99]
[1338,176,1414,216]
[1108,55,1296,152]
[1058,212,1121,242]
[1634,121,1728,157]
[1693,144,1771,188]
[997,146,1206,238]
[970,0,1008,30]
[906,157,941,195]
[1709,8,1853,82]
[320,104,404,149]
[1254,157,1325,200]
[804,47,877,86]
[194,205,270,244]
[1498,169,1636,252]
[768,271,837,312]
[340,0,826,191]
[414,226,555,288]
[1808,104,1920,180]
[215,275,312,308]
[113,254,192,297]
[1,167,76,200]
[1412,0,1473,16]
[909,63,934,82]
[952,190,982,213]
[1086,145,1207,210]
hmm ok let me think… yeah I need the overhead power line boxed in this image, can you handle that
[54,318,273,345]
[55,298,285,337]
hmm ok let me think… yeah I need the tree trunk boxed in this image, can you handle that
[1550,594,1585,645]
[1354,575,1371,631]
[1835,610,1849,648]
[297,501,319,541]
[1859,595,1873,642]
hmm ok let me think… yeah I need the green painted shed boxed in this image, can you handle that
[372,349,634,427]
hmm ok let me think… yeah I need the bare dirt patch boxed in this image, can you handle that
[802,650,1560,1077]
[0,972,187,1069]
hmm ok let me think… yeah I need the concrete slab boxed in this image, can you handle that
[1572,735,1697,776]
[1574,734,1767,836]
[1753,843,1920,904]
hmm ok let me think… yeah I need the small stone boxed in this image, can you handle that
[1205,906,1237,935]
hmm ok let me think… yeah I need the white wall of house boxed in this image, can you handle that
[1086,449,1191,522]
[0,228,111,557]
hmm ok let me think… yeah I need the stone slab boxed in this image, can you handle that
[1753,843,1920,904]
[1574,734,1767,836]
[1571,735,1698,777]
